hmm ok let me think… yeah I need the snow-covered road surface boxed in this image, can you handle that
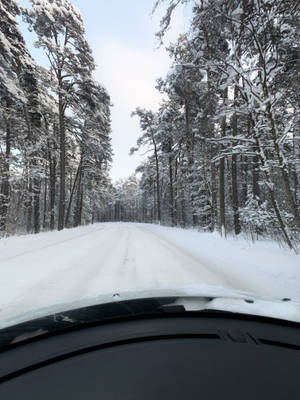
[0,223,299,327]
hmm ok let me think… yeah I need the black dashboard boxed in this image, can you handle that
[0,297,299,399]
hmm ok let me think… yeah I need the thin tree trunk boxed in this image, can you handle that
[33,176,41,234]
[0,105,11,233]
[252,153,260,199]
[231,153,240,234]
[43,176,47,229]
[268,187,294,250]
[23,103,41,234]
[184,99,196,226]
[210,151,217,232]
[219,91,227,237]
[151,131,161,223]
[153,181,156,223]
[26,180,33,233]
[293,126,299,208]
[219,155,226,236]
[168,139,175,226]
[78,190,83,226]
[74,168,82,227]
[231,87,241,235]
[49,154,56,231]
[241,155,248,206]
[65,159,82,227]
[45,121,56,231]
[58,91,66,231]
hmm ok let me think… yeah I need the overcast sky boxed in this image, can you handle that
[18,0,190,181]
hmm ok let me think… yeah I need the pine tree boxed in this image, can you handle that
[24,0,96,230]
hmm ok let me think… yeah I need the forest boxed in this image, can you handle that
[1,0,299,250]
[104,0,300,250]
[0,0,112,235]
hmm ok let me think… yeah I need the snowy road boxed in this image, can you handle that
[0,223,299,326]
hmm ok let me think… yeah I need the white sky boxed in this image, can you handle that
[18,0,191,181]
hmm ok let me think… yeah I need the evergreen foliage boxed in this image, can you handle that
[104,0,299,250]
[0,0,112,235]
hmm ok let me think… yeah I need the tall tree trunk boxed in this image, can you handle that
[219,154,226,236]
[184,99,196,226]
[231,87,241,235]
[210,148,217,232]
[268,187,294,250]
[45,121,56,231]
[30,155,41,234]
[43,176,47,229]
[151,131,161,223]
[241,155,248,207]
[180,167,187,228]
[293,124,299,209]
[26,180,33,233]
[23,102,41,234]
[58,91,66,231]
[231,153,240,234]
[12,185,25,234]
[33,174,41,234]
[49,154,56,231]
[219,90,227,237]
[168,138,175,226]
[0,104,11,233]
[252,153,260,199]
[205,51,217,231]
[153,181,157,223]
[65,159,82,227]
[74,168,83,227]
[79,190,83,225]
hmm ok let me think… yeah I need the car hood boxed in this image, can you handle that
[1,284,300,332]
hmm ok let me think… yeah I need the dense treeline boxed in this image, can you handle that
[104,0,300,249]
[1,0,299,250]
[0,0,112,236]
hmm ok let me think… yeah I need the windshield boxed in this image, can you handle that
[0,0,299,330]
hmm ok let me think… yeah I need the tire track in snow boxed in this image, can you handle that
[0,226,121,320]
[134,225,251,292]
[138,227,253,291]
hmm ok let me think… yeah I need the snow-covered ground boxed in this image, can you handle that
[0,222,299,328]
